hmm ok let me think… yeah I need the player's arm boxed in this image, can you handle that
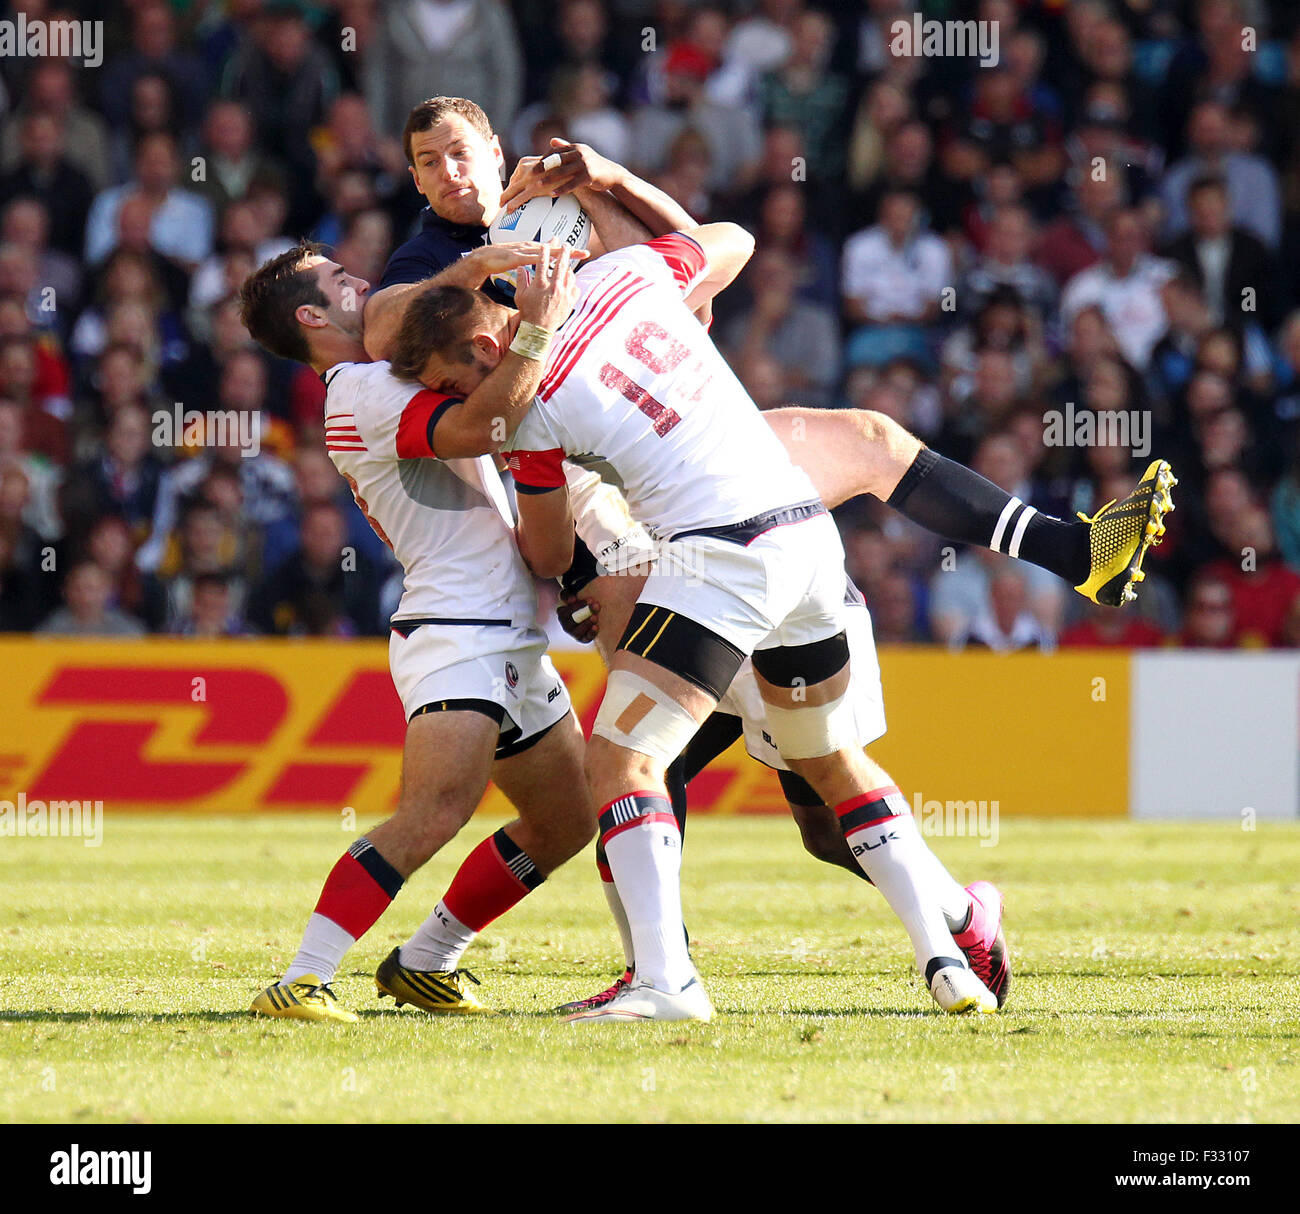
[640,223,754,310]
[418,246,579,459]
[502,139,697,250]
[514,483,575,579]
[363,241,584,362]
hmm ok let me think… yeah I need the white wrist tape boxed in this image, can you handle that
[509,321,552,361]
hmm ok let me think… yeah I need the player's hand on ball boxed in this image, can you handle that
[557,592,599,643]
[501,139,621,209]
[467,240,587,280]
[515,243,578,330]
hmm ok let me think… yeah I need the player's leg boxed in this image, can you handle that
[563,568,704,1008]
[778,770,1010,1005]
[764,406,1175,607]
[778,770,866,878]
[252,706,499,1022]
[580,648,722,1014]
[377,651,588,1014]
[751,642,997,1013]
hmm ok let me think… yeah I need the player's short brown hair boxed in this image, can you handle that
[402,96,494,165]
[388,285,499,382]
[238,241,330,365]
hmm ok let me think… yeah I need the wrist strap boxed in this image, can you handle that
[510,321,553,362]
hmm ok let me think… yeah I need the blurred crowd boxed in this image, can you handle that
[1,0,1299,651]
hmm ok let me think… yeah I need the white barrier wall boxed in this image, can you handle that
[1130,653,1300,820]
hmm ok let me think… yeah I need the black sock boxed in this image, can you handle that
[887,448,1091,585]
[664,754,690,950]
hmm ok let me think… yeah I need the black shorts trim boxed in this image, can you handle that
[751,632,850,688]
[391,616,512,636]
[493,713,562,761]
[409,697,506,725]
[617,603,744,701]
[669,499,826,546]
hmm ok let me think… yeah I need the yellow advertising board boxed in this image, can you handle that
[0,639,1130,817]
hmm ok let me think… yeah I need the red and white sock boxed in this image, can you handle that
[836,787,962,972]
[599,792,692,991]
[282,837,404,985]
[597,845,635,973]
[400,829,542,972]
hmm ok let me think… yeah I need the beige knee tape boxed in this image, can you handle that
[762,690,858,760]
[593,669,701,765]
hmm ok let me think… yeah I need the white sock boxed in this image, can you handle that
[282,913,356,985]
[601,869,635,972]
[602,807,693,991]
[400,900,476,972]
[910,842,974,932]
[843,809,963,971]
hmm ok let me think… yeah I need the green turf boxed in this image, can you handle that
[1,815,1297,1123]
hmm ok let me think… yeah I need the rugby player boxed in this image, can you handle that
[238,239,596,1022]
[391,227,1176,1021]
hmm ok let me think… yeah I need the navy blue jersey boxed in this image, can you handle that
[379,206,515,307]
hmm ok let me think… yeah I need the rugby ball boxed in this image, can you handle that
[488,193,591,252]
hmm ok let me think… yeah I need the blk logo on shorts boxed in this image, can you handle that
[505,662,519,690]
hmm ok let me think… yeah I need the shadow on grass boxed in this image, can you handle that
[0,1010,253,1024]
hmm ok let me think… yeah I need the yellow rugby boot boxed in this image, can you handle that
[1075,459,1177,606]
[250,975,357,1023]
[375,947,495,1014]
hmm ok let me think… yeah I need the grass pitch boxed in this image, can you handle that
[2,814,1297,1123]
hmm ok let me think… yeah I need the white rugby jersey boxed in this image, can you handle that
[504,235,818,538]
[322,360,537,627]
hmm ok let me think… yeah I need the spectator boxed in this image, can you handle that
[36,560,145,637]
[1,197,82,322]
[98,1,211,135]
[1164,174,1281,334]
[0,60,112,190]
[193,100,288,216]
[1060,208,1175,370]
[1059,598,1167,648]
[724,247,838,407]
[84,133,216,269]
[172,570,250,637]
[66,401,162,538]
[365,0,520,139]
[1037,161,1125,287]
[250,501,381,636]
[1161,100,1282,247]
[950,568,1055,652]
[841,189,953,369]
[960,205,1057,321]
[758,9,849,181]
[0,111,95,258]
[1179,571,1238,648]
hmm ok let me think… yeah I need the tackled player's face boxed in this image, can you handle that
[303,256,369,341]
[408,116,505,228]
[420,341,497,398]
